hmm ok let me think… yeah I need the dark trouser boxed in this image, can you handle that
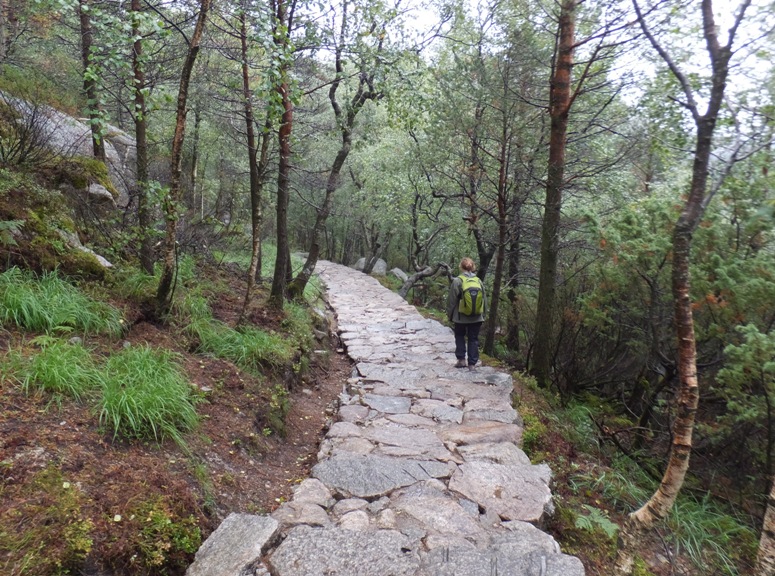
[454,322,482,366]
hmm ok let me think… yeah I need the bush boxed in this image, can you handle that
[97,345,199,446]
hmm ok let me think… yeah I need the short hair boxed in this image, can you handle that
[460,257,476,272]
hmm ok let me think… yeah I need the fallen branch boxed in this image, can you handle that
[398,262,451,299]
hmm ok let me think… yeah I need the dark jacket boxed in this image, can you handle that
[447,272,487,324]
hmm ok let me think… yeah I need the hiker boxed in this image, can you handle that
[447,257,486,370]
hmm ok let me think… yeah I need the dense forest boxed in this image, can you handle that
[1,0,774,573]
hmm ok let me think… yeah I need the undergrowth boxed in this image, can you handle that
[7,336,100,404]
[514,372,759,575]
[98,346,200,446]
[0,466,94,575]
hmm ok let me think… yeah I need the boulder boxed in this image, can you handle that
[390,267,409,281]
[353,257,388,275]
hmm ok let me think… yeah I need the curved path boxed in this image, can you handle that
[187,261,585,576]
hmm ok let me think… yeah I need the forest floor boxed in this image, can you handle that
[0,261,704,576]
[0,262,353,575]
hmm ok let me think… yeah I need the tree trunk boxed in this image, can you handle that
[532,0,575,388]
[504,225,522,353]
[483,119,509,356]
[156,0,211,318]
[238,6,271,324]
[287,0,381,300]
[132,0,154,275]
[77,0,106,160]
[269,0,293,309]
[398,263,451,300]
[756,477,775,576]
[188,107,201,210]
[0,0,6,62]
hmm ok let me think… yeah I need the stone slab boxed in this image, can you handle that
[186,513,278,576]
[449,462,552,524]
[312,453,451,498]
[268,525,421,576]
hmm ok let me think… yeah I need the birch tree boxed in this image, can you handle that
[614,0,755,571]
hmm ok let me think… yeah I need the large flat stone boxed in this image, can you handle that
[457,442,531,466]
[363,393,412,414]
[186,513,278,576]
[364,424,452,460]
[412,398,464,423]
[439,421,522,446]
[449,462,552,524]
[312,453,451,498]
[268,526,421,575]
[391,482,487,542]
[419,546,585,576]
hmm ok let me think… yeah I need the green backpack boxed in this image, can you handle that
[458,275,484,316]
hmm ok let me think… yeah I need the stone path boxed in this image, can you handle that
[187,261,585,576]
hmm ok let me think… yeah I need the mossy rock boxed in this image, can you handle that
[0,168,108,278]
[55,156,118,199]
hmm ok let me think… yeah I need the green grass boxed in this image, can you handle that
[175,289,212,323]
[281,301,315,351]
[186,318,294,374]
[0,267,124,337]
[668,494,757,575]
[109,267,158,300]
[97,345,199,446]
[109,254,199,301]
[8,336,100,403]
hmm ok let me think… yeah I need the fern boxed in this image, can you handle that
[0,219,23,246]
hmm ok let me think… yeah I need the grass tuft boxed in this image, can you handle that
[186,318,294,374]
[97,345,199,446]
[9,336,100,403]
[668,494,758,575]
[0,267,124,337]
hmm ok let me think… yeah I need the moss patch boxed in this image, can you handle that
[54,156,118,199]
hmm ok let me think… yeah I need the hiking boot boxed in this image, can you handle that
[467,364,476,371]
[455,358,467,368]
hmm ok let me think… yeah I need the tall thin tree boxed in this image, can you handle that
[77,0,106,160]
[132,0,154,275]
[268,0,295,308]
[156,0,212,318]
[237,2,272,323]
[287,0,384,299]
[532,0,576,388]
[614,0,752,571]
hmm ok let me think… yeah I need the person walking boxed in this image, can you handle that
[447,257,486,370]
